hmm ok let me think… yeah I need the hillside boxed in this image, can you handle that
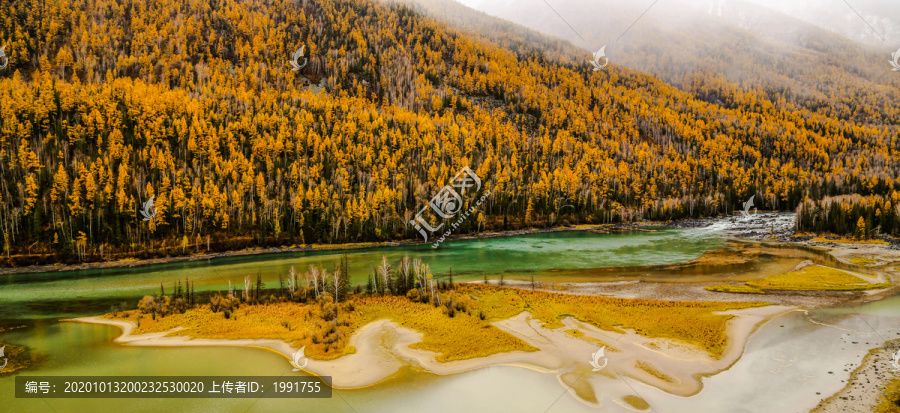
[454,0,900,127]
[0,0,897,263]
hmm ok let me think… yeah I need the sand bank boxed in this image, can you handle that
[71,304,792,399]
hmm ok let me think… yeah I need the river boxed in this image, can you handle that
[1,221,896,412]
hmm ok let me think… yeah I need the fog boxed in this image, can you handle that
[455,0,900,47]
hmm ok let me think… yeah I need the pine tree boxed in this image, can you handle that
[338,253,351,300]
[255,273,264,302]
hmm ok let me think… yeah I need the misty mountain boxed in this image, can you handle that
[451,0,900,126]
[747,0,900,45]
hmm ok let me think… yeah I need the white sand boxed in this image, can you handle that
[71,304,792,397]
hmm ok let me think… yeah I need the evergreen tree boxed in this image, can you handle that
[338,253,351,301]
[255,273,264,302]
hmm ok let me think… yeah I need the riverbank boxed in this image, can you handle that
[70,303,791,402]
[0,222,635,276]
[6,210,898,279]
[812,339,900,413]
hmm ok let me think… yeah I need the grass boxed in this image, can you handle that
[110,295,537,362]
[809,237,888,245]
[704,284,767,294]
[623,395,650,410]
[563,329,619,351]
[0,343,33,374]
[108,284,768,362]
[849,256,878,265]
[876,362,900,413]
[876,376,900,413]
[635,360,676,383]
[746,265,890,291]
[452,284,765,358]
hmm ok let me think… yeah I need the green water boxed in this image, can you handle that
[0,228,722,323]
[5,225,894,412]
[0,228,724,412]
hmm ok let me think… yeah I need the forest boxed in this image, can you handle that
[795,193,900,238]
[0,0,897,263]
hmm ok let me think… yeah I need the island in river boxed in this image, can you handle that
[3,214,899,412]
[70,233,900,411]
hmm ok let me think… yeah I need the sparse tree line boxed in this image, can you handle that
[131,278,196,322]
[133,254,467,323]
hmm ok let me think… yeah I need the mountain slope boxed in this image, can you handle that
[454,0,900,126]
[0,0,897,262]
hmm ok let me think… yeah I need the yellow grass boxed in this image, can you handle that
[704,284,767,294]
[0,343,31,374]
[810,237,888,245]
[746,266,890,291]
[876,374,900,413]
[563,329,619,351]
[635,360,676,383]
[108,295,536,362]
[107,284,768,363]
[453,284,765,358]
[849,256,878,265]
[623,395,650,410]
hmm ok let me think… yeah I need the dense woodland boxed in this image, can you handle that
[0,0,898,263]
[795,193,900,238]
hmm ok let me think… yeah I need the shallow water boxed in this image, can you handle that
[0,228,724,323]
[1,219,898,412]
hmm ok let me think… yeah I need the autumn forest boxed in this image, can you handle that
[0,0,898,263]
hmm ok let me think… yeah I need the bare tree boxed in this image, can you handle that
[377,255,392,295]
